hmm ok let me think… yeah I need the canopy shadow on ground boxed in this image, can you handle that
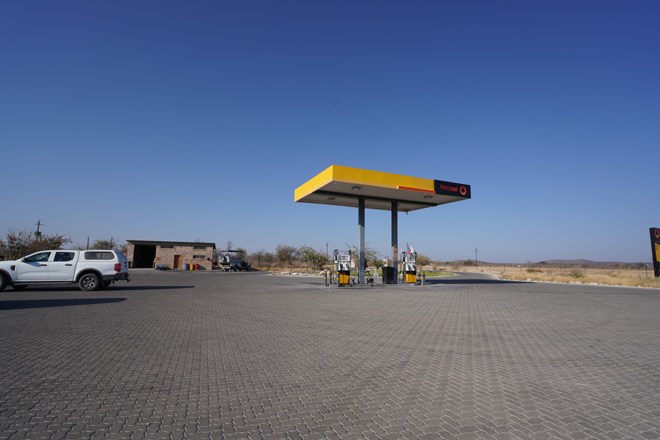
[0,298,127,310]
[423,278,525,285]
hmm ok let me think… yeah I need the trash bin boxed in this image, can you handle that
[194,264,199,271]
[185,264,190,271]
[383,267,395,284]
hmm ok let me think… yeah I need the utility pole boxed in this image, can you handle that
[475,248,478,271]
[326,242,329,257]
[35,220,42,241]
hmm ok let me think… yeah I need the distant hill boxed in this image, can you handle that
[447,259,651,267]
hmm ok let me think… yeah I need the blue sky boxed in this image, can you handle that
[2,1,658,263]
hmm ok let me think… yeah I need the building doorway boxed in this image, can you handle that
[133,244,157,268]
[174,255,181,270]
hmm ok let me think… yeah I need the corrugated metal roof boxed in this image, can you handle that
[127,240,216,248]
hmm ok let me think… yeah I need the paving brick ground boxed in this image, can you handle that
[1,270,659,439]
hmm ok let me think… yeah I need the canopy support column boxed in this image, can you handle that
[392,201,398,284]
[358,198,365,285]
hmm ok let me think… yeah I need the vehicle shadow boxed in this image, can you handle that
[8,285,195,292]
[0,298,127,310]
[122,285,195,291]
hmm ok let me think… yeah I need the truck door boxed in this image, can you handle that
[49,251,78,281]
[15,251,51,281]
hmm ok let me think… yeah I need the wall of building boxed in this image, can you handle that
[126,243,214,270]
[154,244,214,270]
[126,243,137,267]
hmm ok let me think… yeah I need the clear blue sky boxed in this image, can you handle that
[2,1,658,263]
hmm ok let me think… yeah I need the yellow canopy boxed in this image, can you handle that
[295,165,470,212]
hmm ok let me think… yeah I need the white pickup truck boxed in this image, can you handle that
[0,250,130,292]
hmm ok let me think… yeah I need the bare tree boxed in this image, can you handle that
[276,244,299,267]
[263,252,275,265]
[345,243,380,267]
[249,249,266,266]
[235,247,247,260]
[416,253,431,268]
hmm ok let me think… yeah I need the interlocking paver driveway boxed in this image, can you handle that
[1,270,659,439]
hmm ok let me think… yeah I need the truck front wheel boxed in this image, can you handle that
[0,273,7,291]
[79,273,101,291]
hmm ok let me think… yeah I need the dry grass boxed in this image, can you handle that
[259,264,660,289]
[441,264,659,289]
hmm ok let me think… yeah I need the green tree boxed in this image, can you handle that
[0,227,70,260]
[0,228,33,259]
[92,237,118,250]
[299,245,329,271]
[37,234,71,252]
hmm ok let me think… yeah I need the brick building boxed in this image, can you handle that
[126,240,215,270]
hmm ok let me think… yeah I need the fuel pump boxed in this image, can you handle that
[401,251,417,283]
[333,249,352,287]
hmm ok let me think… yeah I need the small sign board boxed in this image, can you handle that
[434,180,471,198]
[651,228,660,278]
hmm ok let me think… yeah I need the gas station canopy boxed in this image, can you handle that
[294,165,471,211]
[295,165,471,285]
